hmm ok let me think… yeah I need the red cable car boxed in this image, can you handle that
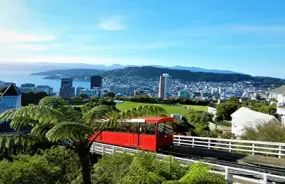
[88,117,174,152]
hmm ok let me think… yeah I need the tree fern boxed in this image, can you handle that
[46,122,93,142]
[179,162,226,184]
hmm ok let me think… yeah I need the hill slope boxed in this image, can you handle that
[31,66,285,85]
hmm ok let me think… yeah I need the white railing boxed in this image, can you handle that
[91,142,285,184]
[174,135,285,158]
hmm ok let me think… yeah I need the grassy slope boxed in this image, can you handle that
[116,101,207,116]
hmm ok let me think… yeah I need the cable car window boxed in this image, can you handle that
[145,123,155,135]
[129,123,139,133]
[165,121,173,134]
[116,122,132,132]
[158,123,165,135]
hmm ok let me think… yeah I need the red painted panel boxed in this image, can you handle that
[139,134,156,151]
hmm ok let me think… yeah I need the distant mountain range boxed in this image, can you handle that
[1,62,239,74]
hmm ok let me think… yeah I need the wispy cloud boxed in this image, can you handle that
[97,16,126,31]
[0,56,164,66]
[71,41,190,52]
[12,43,60,51]
[0,28,55,43]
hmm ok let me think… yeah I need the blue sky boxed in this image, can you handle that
[0,0,285,77]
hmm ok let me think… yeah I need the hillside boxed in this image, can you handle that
[31,66,285,85]
[103,66,285,85]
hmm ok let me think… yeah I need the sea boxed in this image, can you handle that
[0,71,90,93]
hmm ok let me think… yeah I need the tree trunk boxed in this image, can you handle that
[77,144,92,184]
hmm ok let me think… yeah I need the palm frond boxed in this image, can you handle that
[46,122,93,142]
[0,105,64,131]
[117,105,167,120]
[0,134,38,149]
[83,105,113,124]
[88,105,167,135]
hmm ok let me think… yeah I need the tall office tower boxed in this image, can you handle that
[158,73,171,98]
[59,78,75,98]
[91,76,102,89]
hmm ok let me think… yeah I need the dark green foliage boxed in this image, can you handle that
[216,101,240,121]
[92,152,187,184]
[39,96,66,108]
[215,98,278,121]
[42,147,81,183]
[0,154,60,184]
[21,92,48,106]
[0,147,81,184]
[81,98,117,113]
[91,153,225,184]
[179,162,226,184]
[241,121,285,142]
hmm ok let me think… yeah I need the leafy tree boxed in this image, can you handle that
[90,152,187,184]
[0,96,166,184]
[0,146,80,184]
[0,154,61,184]
[215,101,240,121]
[21,92,48,106]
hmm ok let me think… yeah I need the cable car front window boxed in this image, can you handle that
[165,121,173,134]
[158,123,165,135]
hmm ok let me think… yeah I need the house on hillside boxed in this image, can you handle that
[231,107,279,137]
[0,83,22,133]
[269,85,285,106]
[277,106,285,124]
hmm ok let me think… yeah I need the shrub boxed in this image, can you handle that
[241,121,285,142]
[0,146,81,184]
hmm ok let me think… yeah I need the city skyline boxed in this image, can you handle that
[0,0,285,77]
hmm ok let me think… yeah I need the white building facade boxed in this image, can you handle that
[269,85,285,106]
[231,107,278,137]
[78,88,101,97]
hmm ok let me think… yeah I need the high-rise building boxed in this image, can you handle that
[158,73,171,98]
[91,76,102,89]
[59,78,75,98]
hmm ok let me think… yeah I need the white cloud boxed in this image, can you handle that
[98,16,126,31]
[0,28,55,43]
[0,56,164,66]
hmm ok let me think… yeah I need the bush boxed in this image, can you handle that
[241,121,285,142]
[0,147,81,184]
[91,152,226,184]
[179,162,226,184]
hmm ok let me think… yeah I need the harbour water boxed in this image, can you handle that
[0,71,90,93]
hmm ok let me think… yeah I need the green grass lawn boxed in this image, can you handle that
[116,101,208,116]
[182,105,208,111]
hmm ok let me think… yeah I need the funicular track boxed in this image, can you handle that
[159,146,285,177]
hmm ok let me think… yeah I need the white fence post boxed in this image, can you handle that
[192,138,195,147]
[262,173,268,184]
[225,167,230,181]
[178,136,181,146]
[208,140,211,149]
[252,144,255,155]
[229,142,232,153]
[278,146,282,159]
[102,145,105,156]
